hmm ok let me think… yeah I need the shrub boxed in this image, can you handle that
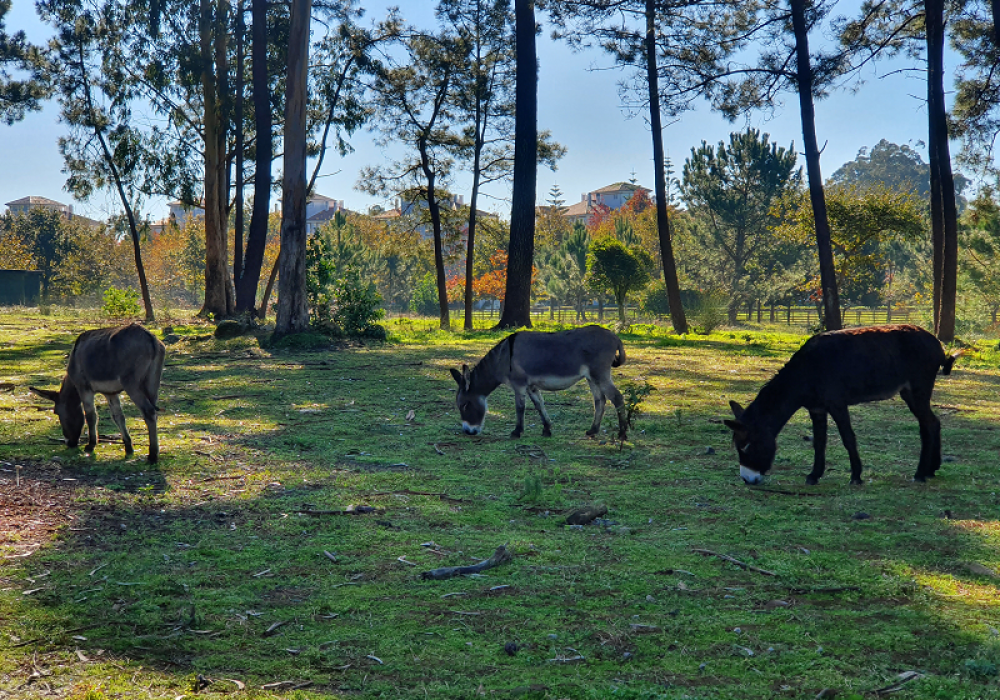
[639,281,671,316]
[410,272,440,317]
[691,291,727,334]
[101,287,141,320]
[331,274,385,338]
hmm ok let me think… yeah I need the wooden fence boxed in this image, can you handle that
[453,304,928,328]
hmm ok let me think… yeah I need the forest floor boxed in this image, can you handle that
[0,308,999,699]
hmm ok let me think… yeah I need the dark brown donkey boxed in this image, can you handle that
[31,324,165,463]
[725,325,958,486]
[450,325,627,439]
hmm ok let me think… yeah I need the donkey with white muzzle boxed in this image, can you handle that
[31,324,165,463]
[450,325,628,439]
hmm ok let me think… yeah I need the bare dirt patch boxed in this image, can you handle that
[0,459,83,559]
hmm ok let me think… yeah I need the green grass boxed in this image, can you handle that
[1,309,999,699]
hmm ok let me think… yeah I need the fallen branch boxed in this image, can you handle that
[750,487,831,497]
[297,505,382,516]
[360,489,468,504]
[692,548,776,577]
[422,544,512,581]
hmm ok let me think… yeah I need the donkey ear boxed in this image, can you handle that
[30,386,60,403]
[449,368,464,387]
[728,400,745,420]
[724,419,747,435]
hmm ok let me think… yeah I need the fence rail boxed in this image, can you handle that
[434,305,929,328]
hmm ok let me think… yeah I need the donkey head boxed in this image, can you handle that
[30,378,85,448]
[724,400,776,485]
[450,365,488,435]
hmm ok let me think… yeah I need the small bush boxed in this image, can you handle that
[101,287,141,320]
[331,275,385,337]
[691,292,727,334]
[410,273,440,317]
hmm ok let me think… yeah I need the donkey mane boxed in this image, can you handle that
[467,334,514,394]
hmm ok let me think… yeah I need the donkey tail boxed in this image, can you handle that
[612,338,626,367]
[941,349,962,376]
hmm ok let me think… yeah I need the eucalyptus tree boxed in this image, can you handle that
[359,31,470,330]
[246,3,395,317]
[840,0,960,340]
[275,0,312,336]
[0,0,49,124]
[39,0,154,320]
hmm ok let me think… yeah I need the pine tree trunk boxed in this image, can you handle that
[790,0,841,331]
[926,0,957,342]
[422,153,451,331]
[239,0,272,314]
[274,0,311,337]
[497,0,536,329]
[645,0,688,334]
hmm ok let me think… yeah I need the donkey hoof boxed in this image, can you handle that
[510,430,522,439]
[585,429,599,437]
[849,478,863,486]
[617,432,627,441]
[805,476,819,486]
[912,474,928,483]
[147,454,159,465]
[542,428,552,438]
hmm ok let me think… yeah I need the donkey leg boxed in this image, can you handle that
[526,386,553,437]
[80,391,99,454]
[585,378,606,436]
[828,406,863,485]
[511,385,527,439]
[900,387,940,481]
[805,410,828,485]
[125,385,159,463]
[600,377,627,440]
[106,394,134,457]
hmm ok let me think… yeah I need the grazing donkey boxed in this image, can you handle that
[31,324,165,463]
[450,325,627,439]
[725,325,957,486]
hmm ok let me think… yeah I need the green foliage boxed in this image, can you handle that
[639,280,670,316]
[410,272,440,316]
[0,0,49,125]
[964,657,998,679]
[777,184,926,308]
[331,274,386,339]
[100,287,141,320]
[519,471,544,503]
[306,214,385,337]
[690,291,727,333]
[681,129,802,323]
[618,380,654,449]
[586,236,653,326]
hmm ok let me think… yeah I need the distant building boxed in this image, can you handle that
[562,182,651,226]
[305,195,348,235]
[163,193,349,236]
[4,196,102,227]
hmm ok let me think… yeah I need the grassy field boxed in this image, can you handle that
[1,309,999,699]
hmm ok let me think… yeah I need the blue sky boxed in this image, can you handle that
[0,0,958,221]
